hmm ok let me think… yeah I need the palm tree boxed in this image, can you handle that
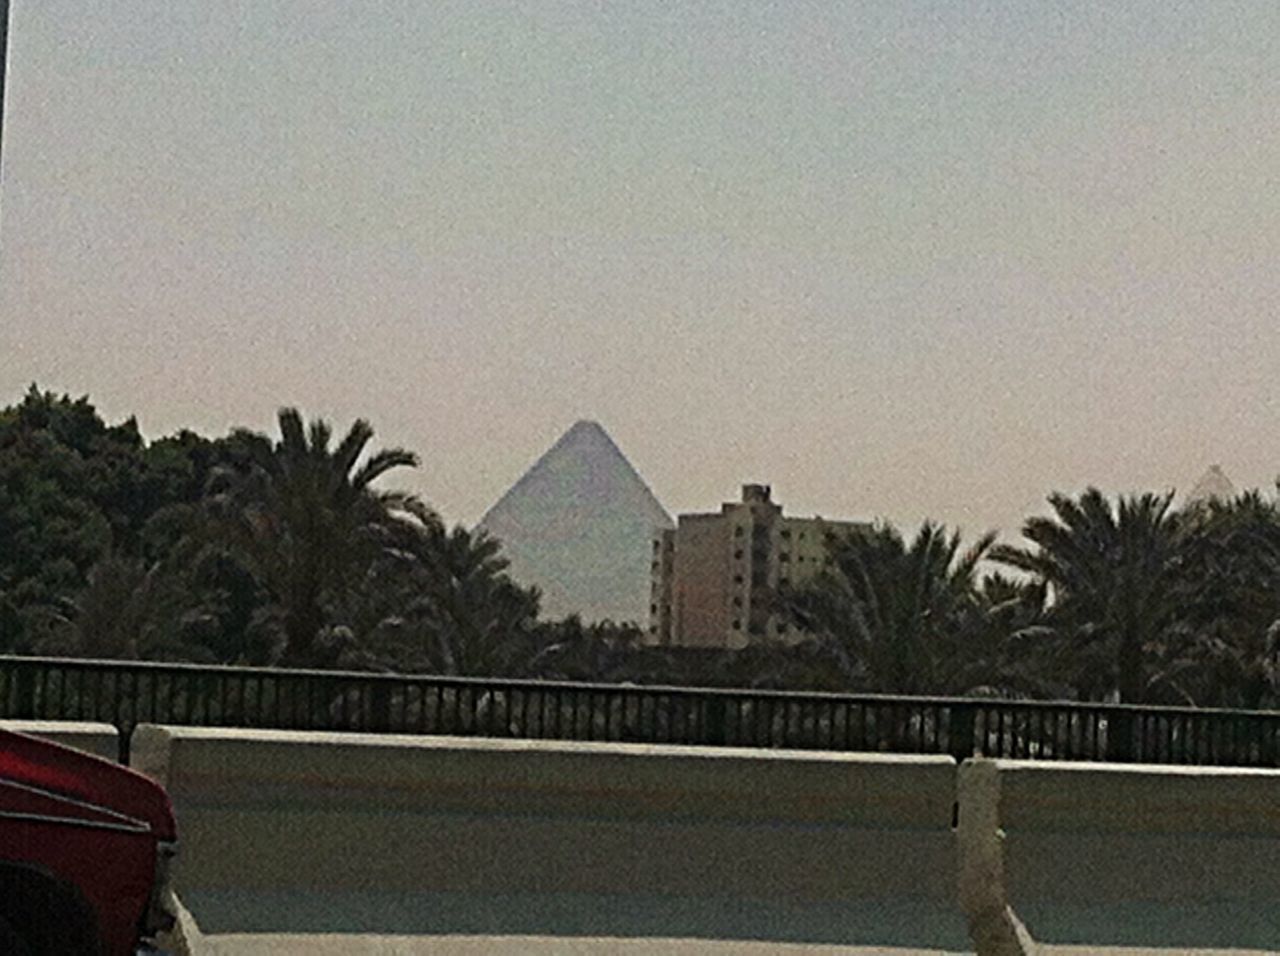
[779,521,996,695]
[347,503,541,677]
[412,521,540,675]
[1170,490,1280,707]
[991,489,1185,704]
[963,572,1054,698]
[24,553,189,660]
[201,408,419,666]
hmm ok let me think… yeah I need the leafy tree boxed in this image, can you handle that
[22,553,184,660]
[346,507,542,676]
[991,489,1186,704]
[1168,491,1280,707]
[196,408,419,666]
[0,388,136,649]
[526,616,659,682]
[415,522,540,674]
[779,521,996,695]
[699,638,848,691]
[963,573,1053,698]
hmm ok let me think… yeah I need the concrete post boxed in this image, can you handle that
[956,759,1038,956]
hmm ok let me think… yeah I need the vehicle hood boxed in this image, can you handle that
[0,730,176,841]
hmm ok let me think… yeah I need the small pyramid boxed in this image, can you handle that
[478,421,673,623]
[1186,464,1235,505]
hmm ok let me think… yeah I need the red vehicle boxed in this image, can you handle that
[0,730,176,955]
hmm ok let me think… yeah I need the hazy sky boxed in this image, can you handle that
[3,1,1278,542]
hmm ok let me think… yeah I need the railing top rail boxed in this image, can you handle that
[3,654,1279,721]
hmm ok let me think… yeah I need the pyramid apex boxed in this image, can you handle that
[476,418,673,623]
[1186,464,1236,505]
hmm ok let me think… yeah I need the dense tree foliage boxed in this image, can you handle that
[0,389,540,672]
[4,386,1280,709]
[990,490,1187,704]
[778,522,997,695]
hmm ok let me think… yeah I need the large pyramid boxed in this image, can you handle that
[1186,464,1236,506]
[477,421,673,624]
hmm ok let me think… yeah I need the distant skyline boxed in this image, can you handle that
[3,2,1278,541]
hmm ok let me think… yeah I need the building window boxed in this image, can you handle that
[780,576,789,586]
[780,528,791,539]
[734,549,744,560]
[732,596,742,607]
[779,552,790,562]
[735,526,745,537]
[732,619,741,630]
[653,539,660,550]
[778,623,789,634]
[650,603,657,615]
[733,574,743,584]
[799,532,806,540]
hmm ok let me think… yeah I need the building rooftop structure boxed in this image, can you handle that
[649,484,867,649]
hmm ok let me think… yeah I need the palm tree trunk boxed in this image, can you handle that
[1117,630,1144,704]
[281,600,323,667]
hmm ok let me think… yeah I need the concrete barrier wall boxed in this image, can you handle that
[2,720,120,761]
[124,729,1280,953]
[130,726,969,949]
[979,758,1280,952]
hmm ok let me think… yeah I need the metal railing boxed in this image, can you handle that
[2,654,1278,767]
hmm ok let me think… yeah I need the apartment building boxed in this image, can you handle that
[648,484,867,649]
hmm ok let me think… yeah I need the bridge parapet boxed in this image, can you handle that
[1,719,119,760]
[130,725,969,949]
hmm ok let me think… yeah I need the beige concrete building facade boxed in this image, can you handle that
[648,485,866,649]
